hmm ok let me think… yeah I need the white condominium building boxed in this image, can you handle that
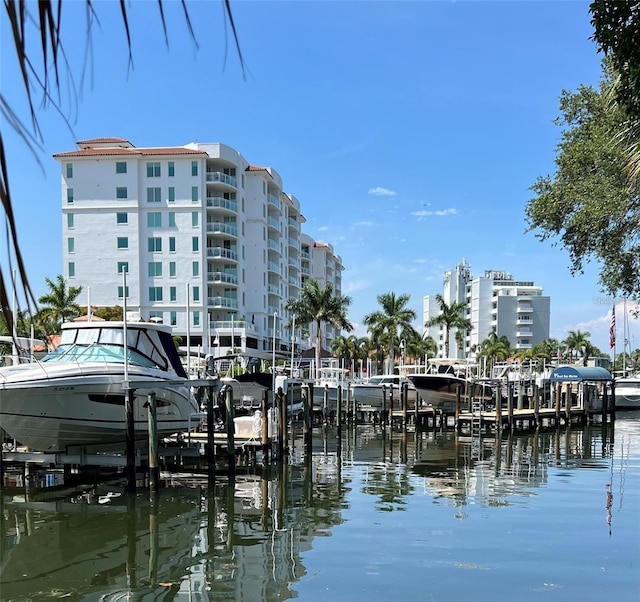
[53,138,344,356]
[423,259,550,358]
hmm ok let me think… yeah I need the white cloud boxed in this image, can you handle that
[354,220,374,227]
[410,208,459,219]
[368,186,397,197]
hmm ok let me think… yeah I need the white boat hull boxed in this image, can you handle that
[0,363,197,452]
[614,379,640,410]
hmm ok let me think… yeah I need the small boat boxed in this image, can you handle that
[312,360,351,412]
[350,374,418,411]
[0,320,206,452]
[406,358,493,412]
[614,375,640,410]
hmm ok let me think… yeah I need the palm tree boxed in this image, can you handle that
[477,332,511,376]
[286,279,353,379]
[424,294,472,358]
[563,330,591,364]
[363,292,417,374]
[37,275,83,330]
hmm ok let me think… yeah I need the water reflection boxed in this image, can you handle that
[1,415,638,601]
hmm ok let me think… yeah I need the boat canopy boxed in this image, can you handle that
[549,366,613,383]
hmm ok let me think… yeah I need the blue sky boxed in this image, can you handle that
[2,0,638,353]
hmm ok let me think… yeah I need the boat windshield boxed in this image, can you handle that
[43,343,157,368]
[41,326,170,370]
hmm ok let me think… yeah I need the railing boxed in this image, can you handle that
[206,171,237,187]
[206,196,237,212]
[267,194,282,211]
[207,247,238,261]
[207,296,239,309]
[206,222,237,236]
[207,271,238,285]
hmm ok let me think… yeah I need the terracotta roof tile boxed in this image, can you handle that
[76,137,131,145]
[53,147,208,158]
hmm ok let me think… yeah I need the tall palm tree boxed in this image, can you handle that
[424,294,472,358]
[286,279,353,379]
[37,275,83,330]
[563,330,591,364]
[477,332,511,376]
[363,292,417,374]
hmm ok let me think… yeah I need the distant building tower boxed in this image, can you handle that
[423,260,550,358]
[53,138,344,357]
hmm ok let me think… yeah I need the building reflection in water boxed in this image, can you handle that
[1,418,635,601]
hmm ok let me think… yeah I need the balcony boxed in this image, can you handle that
[207,247,238,261]
[267,216,281,232]
[288,217,300,231]
[206,222,237,237]
[267,283,280,296]
[206,196,237,213]
[267,194,282,212]
[207,271,238,285]
[208,296,239,309]
[267,261,281,275]
[206,171,237,187]
[288,237,300,251]
[267,239,281,254]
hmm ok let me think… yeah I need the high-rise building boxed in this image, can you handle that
[53,138,344,356]
[423,259,550,358]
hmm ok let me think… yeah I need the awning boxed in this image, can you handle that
[549,365,613,383]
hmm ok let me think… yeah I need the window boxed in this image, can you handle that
[116,161,127,174]
[116,187,128,199]
[148,237,162,252]
[170,311,177,326]
[68,262,75,277]
[192,212,199,227]
[146,187,161,203]
[117,237,128,249]
[191,161,198,176]
[168,187,175,203]
[146,162,161,177]
[67,188,74,204]
[192,237,199,252]
[191,186,198,202]
[168,162,175,177]
[116,212,128,224]
[169,237,176,253]
[169,261,176,277]
[147,212,162,227]
[118,285,129,299]
[117,261,129,274]
[192,261,199,277]
[193,286,200,302]
[149,287,163,302]
[67,237,75,253]
[148,262,162,277]
[67,213,74,228]
[66,163,73,178]
[193,311,200,327]
[170,286,177,302]
[168,212,176,227]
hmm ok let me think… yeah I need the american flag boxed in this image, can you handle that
[609,304,616,349]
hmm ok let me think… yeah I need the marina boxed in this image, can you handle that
[1,415,638,601]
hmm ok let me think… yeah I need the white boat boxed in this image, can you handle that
[614,375,640,410]
[312,361,351,412]
[0,320,203,452]
[350,374,418,411]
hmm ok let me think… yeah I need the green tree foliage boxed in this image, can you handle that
[363,292,418,373]
[36,275,82,331]
[590,1,640,120]
[526,65,640,302]
[424,294,472,358]
[285,279,353,379]
[477,332,512,375]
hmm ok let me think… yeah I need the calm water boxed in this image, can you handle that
[1,414,639,602]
